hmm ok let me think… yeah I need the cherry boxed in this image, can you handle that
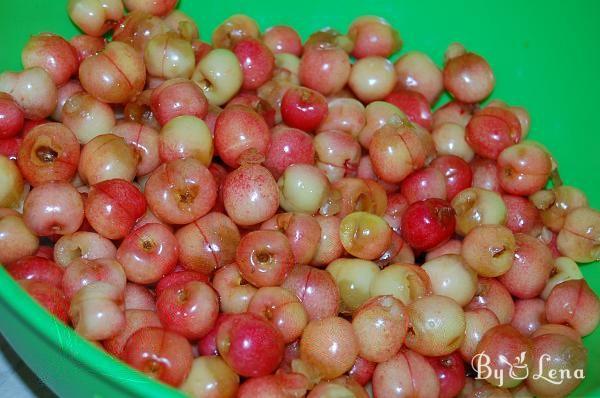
[281,86,328,132]
[122,327,193,387]
[401,198,456,251]
[216,312,284,377]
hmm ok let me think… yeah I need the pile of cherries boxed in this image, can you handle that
[1,0,599,397]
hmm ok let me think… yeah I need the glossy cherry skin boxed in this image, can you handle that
[79,41,146,104]
[474,324,531,388]
[497,142,553,196]
[385,89,432,130]
[156,280,219,340]
[222,163,279,226]
[299,46,351,96]
[466,106,521,160]
[103,309,162,357]
[150,78,209,126]
[0,93,24,139]
[233,38,275,90]
[70,34,106,62]
[122,327,194,387]
[348,16,401,59]
[17,122,80,186]
[228,92,276,126]
[144,158,217,225]
[155,270,210,298]
[498,233,553,299]
[281,86,328,132]
[22,33,79,86]
[300,316,359,380]
[236,230,295,287]
[112,121,160,177]
[214,104,270,168]
[175,212,241,275]
[399,167,447,204]
[430,154,473,200]
[443,52,495,103]
[18,280,69,323]
[348,356,377,386]
[197,313,233,356]
[261,212,321,265]
[466,277,515,325]
[401,198,456,251]
[282,264,340,321]
[85,179,146,240]
[425,352,466,398]
[372,348,440,398]
[0,137,22,160]
[238,372,309,398]
[263,125,315,179]
[6,256,64,287]
[0,212,40,265]
[117,223,179,285]
[545,279,600,336]
[216,312,285,377]
[368,124,434,184]
[503,194,542,235]
[262,25,303,56]
[248,286,308,343]
[61,257,126,300]
[23,181,84,236]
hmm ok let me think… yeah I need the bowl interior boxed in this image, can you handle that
[0,0,598,396]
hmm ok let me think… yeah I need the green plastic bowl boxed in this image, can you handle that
[0,0,599,397]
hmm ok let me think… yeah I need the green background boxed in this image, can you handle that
[0,0,598,396]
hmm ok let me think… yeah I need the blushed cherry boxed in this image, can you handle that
[23,181,84,236]
[112,121,161,177]
[67,0,124,37]
[61,257,126,300]
[0,212,39,265]
[348,16,401,59]
[78,134,139,185]
[122,326,193,387]
[79,41,145,104]
[68,281,125,341]
[261,213,321,265]
[262,25,303,56]
[466,277,515,324]
[144,158,217,225]
[6,255,64,287]
[217,312,285,377]
[222,163,279,226]
[117,223,179,284]
[213,263,257,314]
[179,356,240,398]
[85,179,146,240]
[175,212,240,275]
[102,309,161,357]
[0,68,57,120]
[263,125,315,179]
[300,316,358,380]
[212,14,260,49]
[17,122,80,186]
[157,280,219,339]
[394,51,443,105]
[236,230,295,287]
[282,264,340,321]
[318,98,366,138]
